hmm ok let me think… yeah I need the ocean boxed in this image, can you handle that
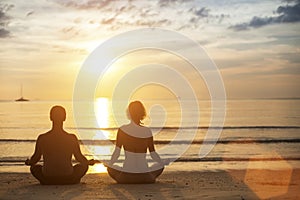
[0,99,299,173]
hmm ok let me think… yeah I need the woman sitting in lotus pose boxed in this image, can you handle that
[107,101,167,184]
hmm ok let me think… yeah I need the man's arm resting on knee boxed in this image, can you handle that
[25,136,42,166]
[73,135,97,165]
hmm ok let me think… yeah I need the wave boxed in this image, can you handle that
[1,157,300,165]
[152,126,300,130]
[1,138,300,145]
[1,125,300,131]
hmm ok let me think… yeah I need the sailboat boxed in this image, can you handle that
[15,84,29,102]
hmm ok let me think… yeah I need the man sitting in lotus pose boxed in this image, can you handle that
[25,105,96,185]
[107,101,169,184]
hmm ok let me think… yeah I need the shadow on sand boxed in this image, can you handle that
[2,169,298,199]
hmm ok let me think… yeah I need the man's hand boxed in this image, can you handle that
[25,158,31,166]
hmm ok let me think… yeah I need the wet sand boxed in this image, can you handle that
[0,169,299,200]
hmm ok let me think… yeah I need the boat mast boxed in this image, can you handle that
[20,84,23,98]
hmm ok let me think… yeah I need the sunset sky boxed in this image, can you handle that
[0,0,299,100]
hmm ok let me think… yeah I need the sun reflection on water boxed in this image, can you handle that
[88,163,107,174]
[95,97,110,129]
[87,98,116,173]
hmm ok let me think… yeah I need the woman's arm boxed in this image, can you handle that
[109,147,121,165]
[109,129,123,165]
[148,136,164,165]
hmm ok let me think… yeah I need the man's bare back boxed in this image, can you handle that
[25,105,95,184]
[36,130,85,176]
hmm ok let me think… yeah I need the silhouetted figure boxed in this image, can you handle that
[107,101,168,184]
[25,105,95,185]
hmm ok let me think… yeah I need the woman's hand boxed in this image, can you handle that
[162,158,172,166]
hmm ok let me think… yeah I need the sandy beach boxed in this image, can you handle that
[0,169,299,200]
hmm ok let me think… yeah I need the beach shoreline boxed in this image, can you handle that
[0,169,299,200]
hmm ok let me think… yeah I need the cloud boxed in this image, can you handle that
[280,52,300,64]
[187,6,229,27]
[277,0,300,22]
[60,26,81,39]
[135,18,170,27]
[101,17,115,25]
[107,18,171,31]
[230,0,300,31]
[0,28,9,37]
[193,7,210,18]
[158,0,183,7]
[51,0,113,10]
[0,3,14,38]
[26,11,34,17]
[51,0,225,32]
